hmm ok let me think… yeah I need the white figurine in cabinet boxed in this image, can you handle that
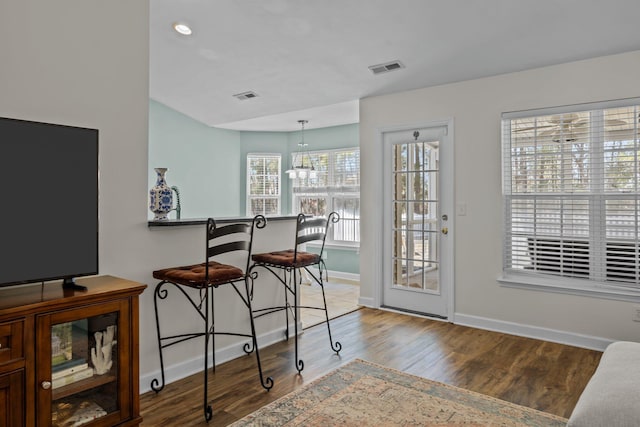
[91,325,117,375]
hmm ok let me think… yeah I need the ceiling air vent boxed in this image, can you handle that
[233,91,259,100]
[368,60,405,75]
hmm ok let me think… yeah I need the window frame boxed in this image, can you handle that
[291,147,360,247]
[246,153,281,217]
[500,98,640,302]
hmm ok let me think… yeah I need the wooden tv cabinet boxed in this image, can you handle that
[0,276,146,427]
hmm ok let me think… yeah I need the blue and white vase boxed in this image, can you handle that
[149,168,173,220]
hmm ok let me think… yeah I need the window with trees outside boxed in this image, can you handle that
[247,154,281,216]
[292,148,360,245]
[502,99,640,298]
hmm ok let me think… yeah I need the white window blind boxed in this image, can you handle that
[503,100,640,291]
[292,148,360,244]
[292,148,359,190]
[247,153,281,216]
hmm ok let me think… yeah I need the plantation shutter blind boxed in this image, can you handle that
[292,148,359,192]
[502,100,640,289]
[333,148,360,191]
[247,154,281,215]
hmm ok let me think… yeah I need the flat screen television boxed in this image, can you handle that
[0,117,98,289]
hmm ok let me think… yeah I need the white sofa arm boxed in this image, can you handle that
[567,341,640,427]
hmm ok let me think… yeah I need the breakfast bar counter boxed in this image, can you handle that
[144,214,301,381]
[148,215,300,227]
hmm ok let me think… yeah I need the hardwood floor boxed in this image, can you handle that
[140,308,601,426]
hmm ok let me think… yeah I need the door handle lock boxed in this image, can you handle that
[441,227,448,235]
[41,381,51,390]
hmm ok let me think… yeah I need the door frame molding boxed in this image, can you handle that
[373,118,455,322]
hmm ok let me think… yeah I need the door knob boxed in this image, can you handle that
[441,227,448,235]
[41,381,52,390]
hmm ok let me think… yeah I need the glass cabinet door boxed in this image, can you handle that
[37,299,131,427]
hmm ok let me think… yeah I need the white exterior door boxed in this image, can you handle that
[382,122,453,318]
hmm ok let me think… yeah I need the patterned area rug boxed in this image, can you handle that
[231,359,567,426]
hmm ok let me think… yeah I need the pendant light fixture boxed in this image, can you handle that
[286,120,316,180]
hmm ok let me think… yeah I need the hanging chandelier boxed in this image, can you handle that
[286,119,317,179]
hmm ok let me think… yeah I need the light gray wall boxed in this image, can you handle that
[360,50,640,347]
[1,0,166,379]
[0,1,150,286]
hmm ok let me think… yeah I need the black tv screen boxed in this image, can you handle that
[0,117,98,288]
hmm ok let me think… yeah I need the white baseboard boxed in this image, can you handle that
[140,323,301,394]
[454,313,613,352]
[327,270,360,282]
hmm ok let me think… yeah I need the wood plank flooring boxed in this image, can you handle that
[139,308,602,426]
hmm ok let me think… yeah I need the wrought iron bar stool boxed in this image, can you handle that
[150,215,273,422]
[249,212,342,373]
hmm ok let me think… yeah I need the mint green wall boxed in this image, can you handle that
[148,100,242,218]
[287,123,359,153]
[307,246,360,274]
[328,247,359,274]
[148,103,360,275]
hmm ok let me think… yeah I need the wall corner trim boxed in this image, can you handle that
[358,296,375,308]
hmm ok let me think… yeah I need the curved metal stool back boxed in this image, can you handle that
[150,215,273,422]
[250,212,342,373]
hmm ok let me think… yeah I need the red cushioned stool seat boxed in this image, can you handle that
[251,249,319,268]
[153,261,243,288]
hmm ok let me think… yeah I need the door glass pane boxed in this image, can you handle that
[51,312,119,426]
[392,140,440,293]
[394,144,408,171]
[393,230,407,259]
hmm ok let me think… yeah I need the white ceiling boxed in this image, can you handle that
[150,0,640,132]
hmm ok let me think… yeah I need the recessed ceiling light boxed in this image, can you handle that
[173,22,192,36]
